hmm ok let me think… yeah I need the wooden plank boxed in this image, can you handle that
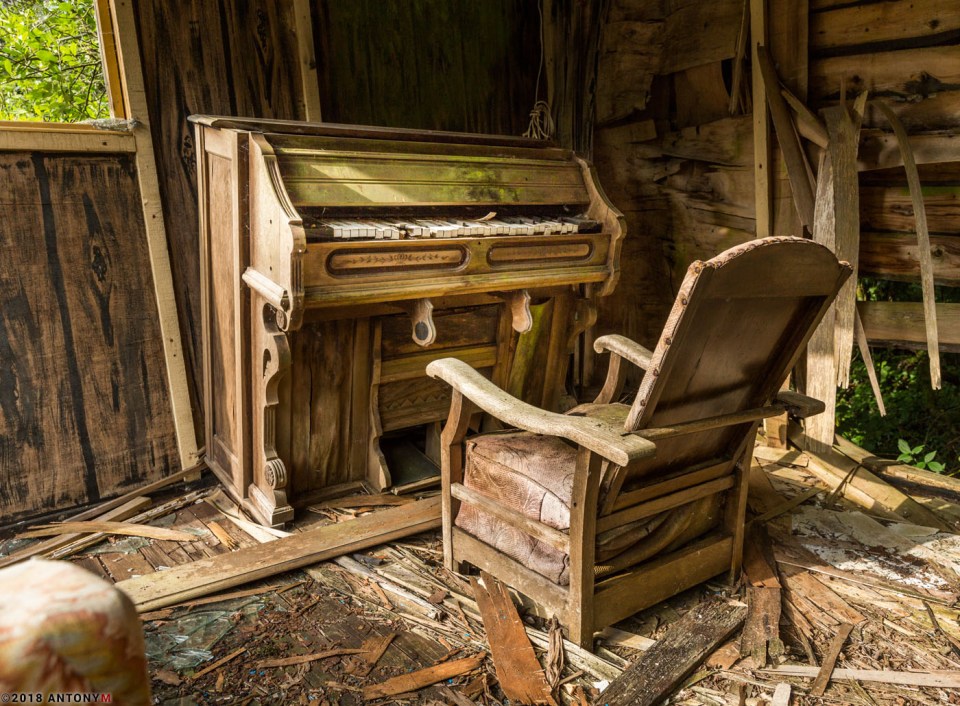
[599,599,747,706]
[661,0,741,74]
[292,0,321,121]
[835,434,960,497]
[750,0,770,238]
[859,131,960,171]
[811,45,960,105]
[762,666,960,688]
[790,428,952,530]
[92,0,127,117]
[809,623,853,696]
[740,586,783,666]
[756,46,815,230]
[471,574,558,706]
[19,521,195,542]
[860,185,960,234]
[596,21,664,124]
[361,655,485,701]
[825,93,868,389]
[804,150,838,453]
[111,0,198,467]
[49,489,210,560]
[659,115,753,166]
[811,0,960,54]
[873,103,941,388]
[117,496,442,611]
[860,232,960,286]
[0,497,150,569]
[859,301,960,350]
[0,153,181,522]
[0,124,135,153]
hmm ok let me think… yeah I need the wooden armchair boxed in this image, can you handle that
[426,237,852,648]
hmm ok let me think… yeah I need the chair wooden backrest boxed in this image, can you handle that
[601,237,852,511]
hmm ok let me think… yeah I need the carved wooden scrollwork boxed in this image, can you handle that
[247,302,294,525]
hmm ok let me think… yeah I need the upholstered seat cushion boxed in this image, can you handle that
[455,405,723,586]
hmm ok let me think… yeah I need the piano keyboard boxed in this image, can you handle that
[310,215,601,240]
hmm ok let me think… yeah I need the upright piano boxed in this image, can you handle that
[192,116,625,526]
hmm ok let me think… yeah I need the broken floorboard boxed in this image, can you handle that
[599,599,747,706]
[116,496,442,611]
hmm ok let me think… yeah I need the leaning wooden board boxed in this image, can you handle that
[0,152,179,522]
[116,496,441,611]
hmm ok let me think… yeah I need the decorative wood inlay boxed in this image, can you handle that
[488,241,592,265]
[327,247,467,274]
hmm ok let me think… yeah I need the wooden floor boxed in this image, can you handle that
[4,444,960,705]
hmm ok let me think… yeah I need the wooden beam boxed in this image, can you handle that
[874,101,941,388]
[92,0,126,118]
[117,496,442,611]
[109,0,199,469]
[789,427,951,530]
[756,46,816,230]
[835,435,960,498]
[859,131,960,171]
[0,123,135,153]
[810,0,960,55]
[762,666,960,689]
[0,497,150,569]
[292,0,322,121]
[858,301,960,351]
[860,232,960,286]
[751,0,771,238]
[825,93,868,390]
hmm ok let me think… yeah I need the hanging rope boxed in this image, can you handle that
[523,0,554,140]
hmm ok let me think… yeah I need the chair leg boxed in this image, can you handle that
[439,391,475,572]
[569,610,594,651]
[568,447,601,652]
[726,426,757,583]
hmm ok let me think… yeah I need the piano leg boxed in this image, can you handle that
[246,301,295,527]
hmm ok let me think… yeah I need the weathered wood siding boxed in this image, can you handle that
[0,152,179,523]
[313,0,539,135]
[593,0,960,353]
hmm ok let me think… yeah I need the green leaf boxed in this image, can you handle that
[897,453,912,463]
[898,439,912,455]
[929,461,946,473]
[924,451,937,463]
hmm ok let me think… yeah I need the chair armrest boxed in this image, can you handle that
[593,334,654,370]
[591,334,654,404]
[775,390,825,418]
[427,358,656,466]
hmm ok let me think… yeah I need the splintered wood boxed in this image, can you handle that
[600,600,747,706]
[472,573,558,706]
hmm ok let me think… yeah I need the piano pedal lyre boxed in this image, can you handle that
[400,298,437,347]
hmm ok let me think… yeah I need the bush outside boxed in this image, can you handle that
[0,0,108,122]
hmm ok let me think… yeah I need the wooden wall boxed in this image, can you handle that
[313,0,539,135]
[135,0,308,441]
[135,0,541,436]
[0,151,179,523]
[591,0,960,354]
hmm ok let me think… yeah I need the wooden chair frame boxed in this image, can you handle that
[428,238,850,648]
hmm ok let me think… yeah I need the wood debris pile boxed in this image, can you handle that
[3,436,960,704]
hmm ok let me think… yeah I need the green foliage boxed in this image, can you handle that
[0,0,108,122]
[836,278,960,476]
[895,439,945,472]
